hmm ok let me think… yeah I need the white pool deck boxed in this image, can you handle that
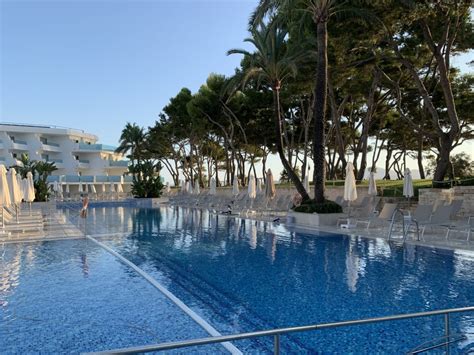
[1,201,473,254]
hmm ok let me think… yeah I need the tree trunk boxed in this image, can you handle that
[384,143,392,180]
[273,86,309,201]
[417,137,425,179]
[433,135,453,182]
[312,20,328,203]
[215,156,220,187]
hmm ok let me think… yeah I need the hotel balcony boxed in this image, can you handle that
[107,160,129,168]
[48,158,64,168]
[76,159,90,168]
[11,140,29,150]
[41,141,62,152]
[73,143,117,153]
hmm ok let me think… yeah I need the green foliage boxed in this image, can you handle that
[293,199,343,214]
[128,160,164,198]
[34,161,58,202]
[11,154,57,202]
[15,153,35,178]
[279,167,301,183]
[426,152,474,180]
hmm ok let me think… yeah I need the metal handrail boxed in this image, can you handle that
[387,208,405,241]
[85,306,474,355]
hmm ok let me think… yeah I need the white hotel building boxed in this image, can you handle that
[0,123,131,187]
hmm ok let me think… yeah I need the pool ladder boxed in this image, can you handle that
[387,208,420,244]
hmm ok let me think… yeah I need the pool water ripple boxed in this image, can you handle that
[2,205,474,353]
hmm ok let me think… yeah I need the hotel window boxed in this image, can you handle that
[10,136,15,142]
[40,137,48,144]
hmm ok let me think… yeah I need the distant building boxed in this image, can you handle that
[0,123,129,179]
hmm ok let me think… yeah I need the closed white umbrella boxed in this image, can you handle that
[368,171,377,196]
[116,183,123,193]
[53,181,60,194]
[303,175,310,192]
[194,179,200,195]
[209,177,217,195]
[101,182,106,193]
[0,165,11,208]
[17,174,25,200]
[65,183,70,194]
[7,168,22,222]
[180,179,185,193]
[232,175,239,196]
[344,163,358,216]
[78,181,84,194]
[7,169,22,206]
[109,181,115,193]
[265,169,276,200]
[368,171,377,211]
[165,182,171,194]
[256,178,262,194]
[90,184,97,194]
[24,172,35,202]
[403,168,414,207]
[22,179,28,200]
[248,174,256,199]
[0,165,12,226]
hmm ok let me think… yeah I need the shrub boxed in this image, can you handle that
[128,160,164,198]
[293,199,343,214]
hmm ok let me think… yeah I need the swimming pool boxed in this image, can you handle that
[2,205,474,353]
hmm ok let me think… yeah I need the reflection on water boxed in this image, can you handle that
[55,205,474,352]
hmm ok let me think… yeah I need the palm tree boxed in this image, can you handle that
[251,0,350,203]
[34,161,57,201]
[228,21,310,201]
[13,153,36,178]
[116,123,146,180]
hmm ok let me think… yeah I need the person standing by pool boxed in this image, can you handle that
[80,195,89,218]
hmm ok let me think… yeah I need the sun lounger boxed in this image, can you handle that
[447,200,463,218]
[355,203,398,229]
[417,205,455,240]
[410,204,433,224]
[446,216,474,241]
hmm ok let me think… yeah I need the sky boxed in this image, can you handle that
[1,0,473,183]
[1,0,256,141]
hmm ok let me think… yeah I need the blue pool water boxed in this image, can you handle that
[0,238,222,353]
[2,205,474,353]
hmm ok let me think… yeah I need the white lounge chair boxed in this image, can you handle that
[417,205,454,240]
[355,203,398,229]
[446,216,474,241]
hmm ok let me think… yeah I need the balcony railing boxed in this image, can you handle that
[50,159,63,163]
[46,175,130,183]
[13,139,27,145]
[78,143,117,152]
[42,141,60,148]
[78,159,90,164]
[108,160,129,167]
